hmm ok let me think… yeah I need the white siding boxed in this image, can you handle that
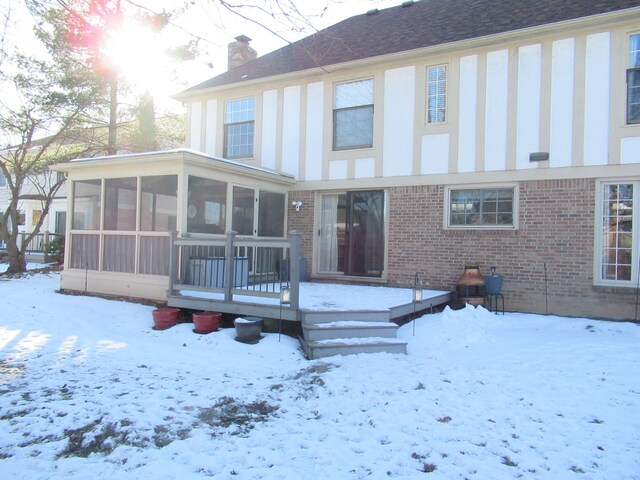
[189,102,202,151]
[516,44,542,170]
[261,90,278,169]
[305,82,324,181]
[621,137,640,164]
[458,55,478,173]
[550,38,575,168]
[484,50,509,171]
[583,32,610,166]
[383,66,416,177]
[355,158,375,178]
[205,99,217,156]
[421,134,450,174]
[282,86,301,178]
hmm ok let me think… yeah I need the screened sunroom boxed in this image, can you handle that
[53,149,295,301]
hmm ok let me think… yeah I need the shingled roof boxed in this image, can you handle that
[181,0,640,95]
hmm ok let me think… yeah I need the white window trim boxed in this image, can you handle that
[594,179,639,287]
[426,64,448,125]
[443,184,519,230]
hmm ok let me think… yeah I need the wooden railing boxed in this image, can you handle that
[0,232,63,254]
[168,230,301,309]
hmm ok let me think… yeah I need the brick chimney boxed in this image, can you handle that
[228,35,257,70]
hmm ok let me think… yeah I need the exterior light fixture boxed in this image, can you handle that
[291,200,303,212]
[279,284,291,342]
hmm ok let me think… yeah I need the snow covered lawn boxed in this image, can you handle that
[1,272,639,479]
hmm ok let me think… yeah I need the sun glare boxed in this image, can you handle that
[103,22,175,101]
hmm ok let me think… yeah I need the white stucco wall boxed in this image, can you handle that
[382,66,416,177]
[516,44,542,170]
[458,54,478,173]
[305,82,324,181]
[282,86,301,178]
[484,49,509,171]
[583,32,610,166]
[550,38,575,168]
[261,89,278,170]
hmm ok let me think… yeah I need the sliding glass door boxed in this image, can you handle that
[318,190,385,277]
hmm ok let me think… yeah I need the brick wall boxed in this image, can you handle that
[288,180,638,320]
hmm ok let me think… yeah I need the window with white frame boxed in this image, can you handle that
[627,34,640,124]
[333,79,374,150]
[224,97,255,158]
[599,182,636,284]
[427,65,447,123]
[447,187,515,228]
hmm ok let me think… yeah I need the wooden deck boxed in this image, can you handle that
[167,283,454,322]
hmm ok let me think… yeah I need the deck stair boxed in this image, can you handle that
[299,310,407,359]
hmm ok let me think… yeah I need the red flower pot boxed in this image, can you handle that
[152,307,180,330]
[193,311,221,334]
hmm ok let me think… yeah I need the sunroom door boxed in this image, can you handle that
[318,190,384,277]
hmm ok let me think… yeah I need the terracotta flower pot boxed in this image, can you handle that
[192,311,221,334]
[152,307,180,330]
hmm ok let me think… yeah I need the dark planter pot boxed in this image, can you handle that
[193,311,221,334]
[152,307,180,330]
[484,275,504,295]
[234,317,263,344]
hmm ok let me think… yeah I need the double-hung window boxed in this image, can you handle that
[447,187,516,228]
[224,97,255,158]
[628,34,640,124]
[333,79,374,150]
[427,65,447,123]
[598,182,637,284]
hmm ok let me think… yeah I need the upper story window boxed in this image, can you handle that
[427,65,447,123]
[627,34,640,124]
[446,187,516,229]
[0,173,6,188]
[224,97,255,158]
[333,79,374,150]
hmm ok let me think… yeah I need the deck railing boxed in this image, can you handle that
[168,230,301,309]
[0,232,63,254]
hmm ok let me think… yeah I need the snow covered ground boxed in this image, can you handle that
[1,272,639,479]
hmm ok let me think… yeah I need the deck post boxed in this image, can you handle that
[167,231,178,296]
[289,230,301,310]
[224,231,237,302]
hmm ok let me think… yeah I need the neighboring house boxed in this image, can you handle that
[0,170,68,241]
[56,0,640,320]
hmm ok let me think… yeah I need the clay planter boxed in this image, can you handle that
[234,317,263,344]
[192,311,221,334]
[152,307,180,330]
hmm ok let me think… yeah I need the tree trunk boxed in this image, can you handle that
[107,74,118,155]
[5,236,26,274]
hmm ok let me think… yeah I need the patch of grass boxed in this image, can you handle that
[502,455,518,467]
[197,396,278,435]
[58,418,129,458]
[422,463,437,473]
[437,416,452,423]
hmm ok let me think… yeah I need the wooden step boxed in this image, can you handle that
[299,336,407,359]
[300,310,390,324]
[302,321,398,341]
